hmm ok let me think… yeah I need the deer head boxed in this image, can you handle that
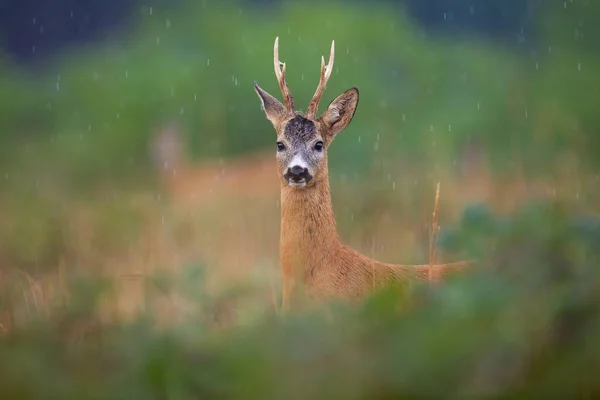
[254,37,359,188]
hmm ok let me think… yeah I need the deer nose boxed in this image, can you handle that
[289,165,308,178]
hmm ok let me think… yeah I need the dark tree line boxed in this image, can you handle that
[0,0,540,66]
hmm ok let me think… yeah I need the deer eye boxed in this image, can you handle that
[314,141,324,152]
[277,142,286,151]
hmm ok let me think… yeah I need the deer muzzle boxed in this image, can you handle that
[284,165,313,187]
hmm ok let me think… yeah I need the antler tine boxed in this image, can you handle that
[307,40,335,119]
[273,37,295,116]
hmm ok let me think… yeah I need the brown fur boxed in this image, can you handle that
[278,152,469,310]
[254,38,471,311]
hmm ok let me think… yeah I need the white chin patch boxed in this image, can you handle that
[288,181,306,188]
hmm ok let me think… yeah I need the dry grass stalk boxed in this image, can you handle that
[429,182,441,282]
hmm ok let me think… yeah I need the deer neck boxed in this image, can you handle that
[280,172,339,269]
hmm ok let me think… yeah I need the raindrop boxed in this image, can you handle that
[448,124,451,131]
[443,12,447,20]
[161,215,164,225]
[207,58,210,67]
[150,7,153,15]
[392,181,396,190]
[116,113,120,119]
[88,124,92,131]
[170,88,174,97]
[430,125,434,132]
[374,142,379,152]
[535,62,539,70]
[32,46,35,54]
[70,11,73,18]
[166,19,171,28]
[525,108,528,118]
[477,102,480,111]
[548,45,552,53]
[156,37,160,45]
[469,6,474,15]
[301,73,304,81]
[180,107,184,115]
[402,114,406,121]
[298,36,301,42]
[578,62,581,71]
[33,17,36,25]
[358,136,361,143]
[194,94,197,101]
[351,213,354,221]
[414,179,418,186]
[125,69,129,78]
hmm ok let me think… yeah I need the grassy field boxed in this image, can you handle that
[1,0,599,398]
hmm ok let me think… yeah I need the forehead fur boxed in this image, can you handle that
[282,114,318,143]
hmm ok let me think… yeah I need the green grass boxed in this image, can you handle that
[1,1,600,397]
[1,1,598,184]
[1,201,600,398]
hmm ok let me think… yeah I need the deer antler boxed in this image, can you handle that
[306,40,335,119]
[274,37,295,117]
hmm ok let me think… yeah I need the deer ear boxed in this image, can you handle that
[320,87,359,138]
[254,81,287,129]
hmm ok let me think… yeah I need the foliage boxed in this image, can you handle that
[0,0,598,184]
[0,2,599,396]
[1,201,600,398]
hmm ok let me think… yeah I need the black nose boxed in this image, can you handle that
[284,165,312,183]
[289,165,307,177]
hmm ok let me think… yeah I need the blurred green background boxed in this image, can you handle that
[1,0,600,398]
[1,0,599,182]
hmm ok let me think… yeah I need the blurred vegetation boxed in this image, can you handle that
[0,0,597,267]
[1,0,599,397]
[2,202,600,398]
[0,0,598,181]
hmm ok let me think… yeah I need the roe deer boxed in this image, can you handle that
[254,37,471,311]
